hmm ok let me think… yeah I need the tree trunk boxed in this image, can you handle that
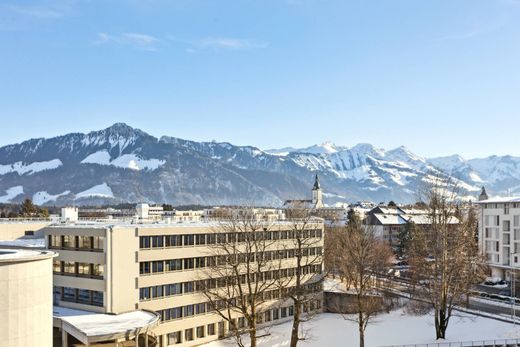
[435,309,447,339]
[358,312,365,347]
[249,326,257,347]
[290,302,301,347]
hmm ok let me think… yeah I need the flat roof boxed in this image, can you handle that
[44,218,324,229]
[0,248,55,263]
[475,197,520,204]
[54,306,160,344]
[0,238,45,249]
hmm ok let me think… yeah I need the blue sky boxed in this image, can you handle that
[0,0,519,158]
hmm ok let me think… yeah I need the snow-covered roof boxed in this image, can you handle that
[0,248,55,263]
[0,238,46,248]
[54,306,160,344]
[372,214,406,225]
[475,197,520,204]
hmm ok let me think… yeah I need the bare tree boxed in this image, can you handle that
[336,216,393,347]
[283,204,324,347]
[409,175,487,339]
[200,209,284,347]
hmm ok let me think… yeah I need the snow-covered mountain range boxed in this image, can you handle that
[0,123,515,206]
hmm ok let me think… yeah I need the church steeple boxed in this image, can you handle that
[479,186,489,201]
[313,173,321,190]
[312,173,324,208]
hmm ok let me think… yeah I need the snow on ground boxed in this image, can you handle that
[0,186,24,203]
[32,190,71,205]
[0,159,62,175]
[203,308,520,347]
[81,150,165,171]
[75,183,114,199]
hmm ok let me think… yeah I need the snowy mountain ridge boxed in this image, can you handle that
[0,123,517,206]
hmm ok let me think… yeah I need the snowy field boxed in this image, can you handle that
[203,308,520,347]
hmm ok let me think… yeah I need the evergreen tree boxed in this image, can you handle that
[396,220,415,257]
[21,198,37,216]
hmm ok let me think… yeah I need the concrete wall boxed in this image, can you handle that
[0,251,55,347]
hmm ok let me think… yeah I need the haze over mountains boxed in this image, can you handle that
[0,123,516,206]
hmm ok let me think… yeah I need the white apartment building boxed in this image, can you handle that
[44,218,324,346]
[477,195,520,280]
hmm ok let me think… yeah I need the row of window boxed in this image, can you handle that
[139,247,323,275]
[139,266,322,301]
[139,229,323,249]
[48,235,104,251]
[158,298,321,325]
[53,261,104,279]
[54,286,103,307]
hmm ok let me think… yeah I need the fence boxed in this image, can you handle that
[382,339,520,347]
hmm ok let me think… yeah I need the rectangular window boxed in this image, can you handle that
[185,328,194,341]
[53,260,62,273]
[78,289,91,304]
[183,234,194,246]
[184,258,194,270]
[93,236,104,250]
[165,259,182,272]
[77,263,91,276]
[78,236,92,249]
[152,261,164,273]
[196,234,206,245]
[139,262,151,275]
[184,305,195,317]
[93,264,104,277]
[504,220,511,232]
[92,291,103,307]
[196,326,205,338]
[207,323,216,336]
[172,307,182,319]
[63,287,76,301]
[165,235,182,247]
[140,287,150,300]
[195,257,206,268]
[195,303,206,314]
[62,235,76,248]
[63,261,76,274]
[183,282,195,294]
[151,236,164,248]
[50,235,61,248]
[281,307,287,318]
[167,332,182,345]
[139,236,150,249]
[166,283,182,296]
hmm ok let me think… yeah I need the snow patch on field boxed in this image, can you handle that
[75,183,114,199]
[0,186,24,203]
[203,308,519,347]
[81,150,165,171]
[0,159,63,175]
[33,190,71,205]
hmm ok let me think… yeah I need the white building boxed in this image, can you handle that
[476,190,520,279]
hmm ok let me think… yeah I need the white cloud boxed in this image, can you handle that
[169,36,268,51]
[95,32,160,51]
[0,1,74,30]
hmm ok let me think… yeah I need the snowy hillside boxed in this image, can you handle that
[0,123,516,206]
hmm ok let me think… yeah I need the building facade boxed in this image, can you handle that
[476,197,520,279]
[0,248,56,347]
[44,219,324,346]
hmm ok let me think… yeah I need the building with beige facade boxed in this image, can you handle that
[0,248,56,347]
[44,218,324,346]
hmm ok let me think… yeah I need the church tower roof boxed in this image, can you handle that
[312,173,321,190]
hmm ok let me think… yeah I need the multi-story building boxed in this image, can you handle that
[476,190,520,280]
[44,218,324,346]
